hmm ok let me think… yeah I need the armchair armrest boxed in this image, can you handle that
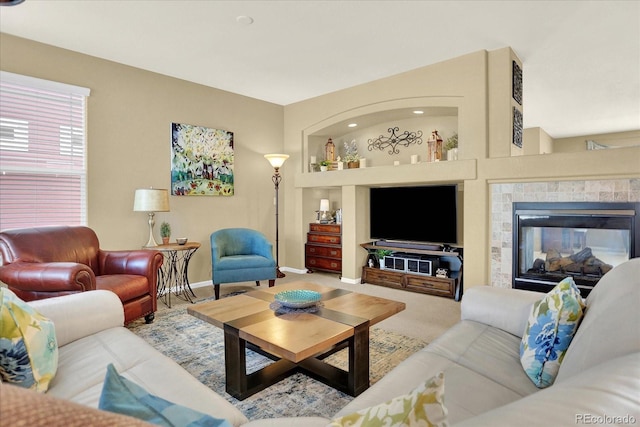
[252,235,274,259]
[98,250,163,277]
[211,240,221,262]
[28,290,124,346]
[0,261,95,293]
[461,286,543,337]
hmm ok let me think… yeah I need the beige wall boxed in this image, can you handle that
[0,34,285,284]
[283,48,640,290]
[2,33,639,292]
[553,130,640,152]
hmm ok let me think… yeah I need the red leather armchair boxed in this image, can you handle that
[0,226,163,324]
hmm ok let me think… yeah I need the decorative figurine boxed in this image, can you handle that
[325,138,335,162]
[427,130,443,162]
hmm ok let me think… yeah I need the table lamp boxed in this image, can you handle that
[133,188,170,247]
[320,199,330,223]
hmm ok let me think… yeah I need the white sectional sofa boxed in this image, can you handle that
[25,290,249,427]
[6,258,639,426]
[248,257,640,426]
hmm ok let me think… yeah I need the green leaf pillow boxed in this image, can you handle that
[328,372,448,427]
[520,277,585,388]
[0,287,58,392]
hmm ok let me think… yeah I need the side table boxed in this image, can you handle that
[151,242,201,308]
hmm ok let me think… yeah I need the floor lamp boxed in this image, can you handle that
[264,154,289,278]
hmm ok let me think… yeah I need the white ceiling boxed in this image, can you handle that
[1,0,638,139]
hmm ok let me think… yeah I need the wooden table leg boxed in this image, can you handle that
[349,322,370,396]
[223,324,246,398]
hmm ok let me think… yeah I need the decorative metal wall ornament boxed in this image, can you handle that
[513,107,523,148]
[367,127,423,155]
[512,60,523,105]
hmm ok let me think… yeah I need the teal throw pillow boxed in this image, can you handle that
[99,364,232,427]
[520,277,585,388]
[0,287,58,392]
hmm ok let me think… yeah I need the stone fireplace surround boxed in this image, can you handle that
[490,178,640,289]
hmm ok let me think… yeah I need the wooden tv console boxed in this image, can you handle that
[360,242,463,301]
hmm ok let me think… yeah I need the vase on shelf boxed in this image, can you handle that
[447,148,458,161]
[347,161,359,169]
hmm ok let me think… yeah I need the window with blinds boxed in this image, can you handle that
[0,72,90,230]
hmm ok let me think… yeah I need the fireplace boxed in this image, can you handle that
[513,202,639,296]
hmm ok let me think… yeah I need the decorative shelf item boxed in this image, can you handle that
[367,127,423,155]
[274,289,322,308]
[343,139,360,168]
[426,130,443,162]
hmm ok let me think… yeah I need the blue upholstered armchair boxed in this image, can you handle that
[210,228,277,299]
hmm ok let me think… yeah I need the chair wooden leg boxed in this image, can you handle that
[268,279,275,287]
[256,281,260,287]
[214,284,220,300]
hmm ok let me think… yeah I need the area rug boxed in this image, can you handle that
[127,299,427,420]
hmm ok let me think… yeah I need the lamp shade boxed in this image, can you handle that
[264,154,289,168]
[319,199,330,212]
[133,188,170,212]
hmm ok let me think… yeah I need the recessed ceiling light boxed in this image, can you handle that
[236,15,254,25]
[413,110,424,115]
[348,123,358,128]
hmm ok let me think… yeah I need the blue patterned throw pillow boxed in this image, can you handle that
[99,364,232,427]
[520,277,585,388]
[0,288,58,392]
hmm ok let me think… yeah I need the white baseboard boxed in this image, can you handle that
[188,266,362,288]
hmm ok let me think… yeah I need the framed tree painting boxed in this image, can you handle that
[170,123,234,196]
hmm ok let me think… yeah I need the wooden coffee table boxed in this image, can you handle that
[187,281,405,400]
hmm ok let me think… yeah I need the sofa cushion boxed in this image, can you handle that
[335,320,539,425]
[520,277,585,388]
[455,352,640,427]
[328,372,447,427]
[0,288,58,392]
[99,364,232,427]
[47,326,249,427]
[0,382,154,427]
[96,274,150,301]
[216,255,274,271]
[556,257,640,383]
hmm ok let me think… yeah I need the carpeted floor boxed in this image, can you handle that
[127,271,461,419]
[128,294,427,420]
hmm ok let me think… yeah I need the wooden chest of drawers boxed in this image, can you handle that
[305,223,342,274]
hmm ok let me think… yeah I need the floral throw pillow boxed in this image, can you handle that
[520,277,585,388]
[0,288,58,392]
[328,372,448,427]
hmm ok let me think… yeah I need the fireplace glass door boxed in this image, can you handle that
[513,202,639,295]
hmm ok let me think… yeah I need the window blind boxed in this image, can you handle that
[0,72,90,230]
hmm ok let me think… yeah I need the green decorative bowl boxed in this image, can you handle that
[274,290,321,308]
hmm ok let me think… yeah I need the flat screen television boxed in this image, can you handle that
[370,185,458,245]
